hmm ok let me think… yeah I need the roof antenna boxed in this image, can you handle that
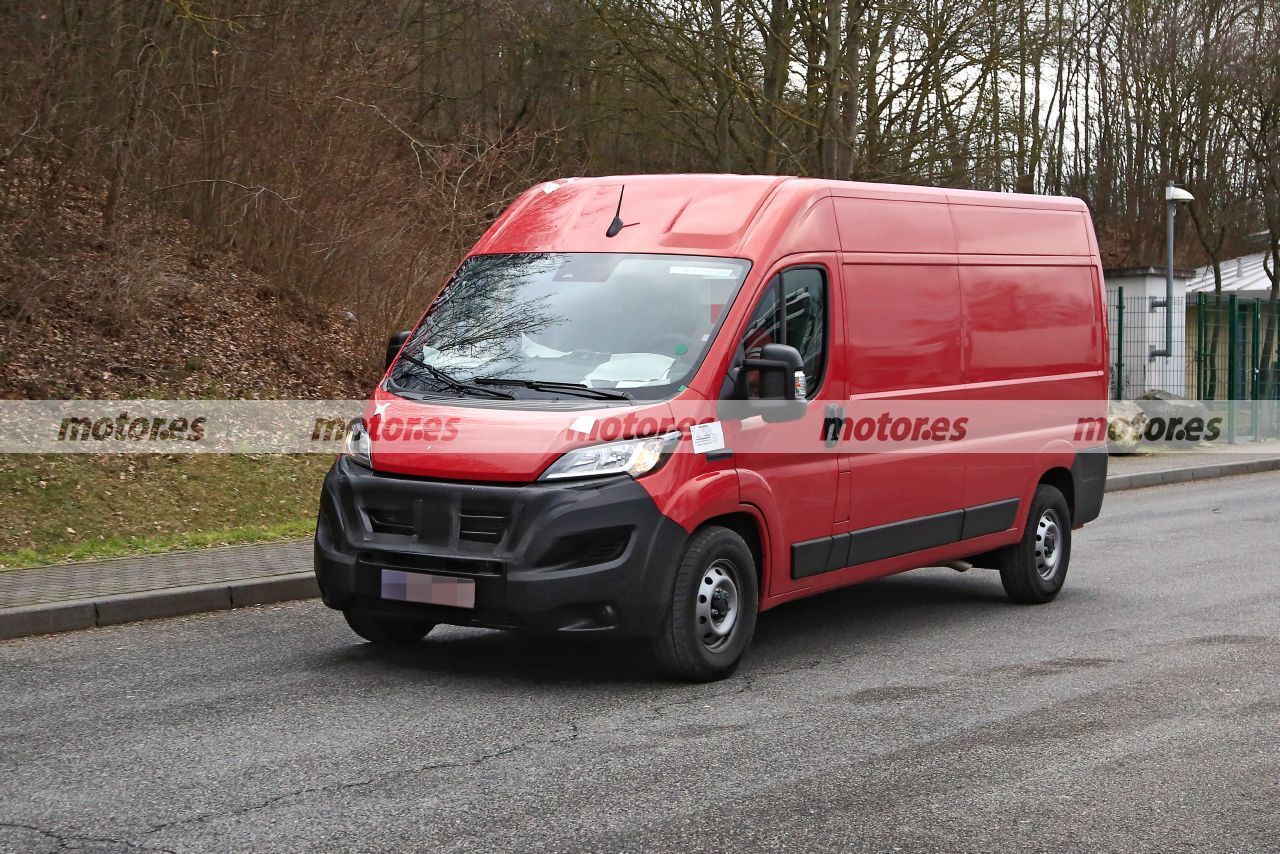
[606,185,632,237]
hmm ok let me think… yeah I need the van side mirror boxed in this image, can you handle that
[386,331,411,371]
[720,343,808,424]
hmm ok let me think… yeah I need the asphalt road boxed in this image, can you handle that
[3,474,1279,853]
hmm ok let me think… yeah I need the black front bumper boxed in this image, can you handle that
[314,457,687,637]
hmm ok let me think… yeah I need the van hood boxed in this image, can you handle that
[364,388,684,483]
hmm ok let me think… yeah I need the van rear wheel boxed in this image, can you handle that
[998,484,1071,604]
[649,526,758,682]
[343,609,435,645]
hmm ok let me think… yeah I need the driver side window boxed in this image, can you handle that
[741,266,827,395]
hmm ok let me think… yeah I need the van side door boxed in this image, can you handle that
[838,257,969,572]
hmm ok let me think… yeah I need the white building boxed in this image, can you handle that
[1104,266,1194,397]
[1186,251,1278,301]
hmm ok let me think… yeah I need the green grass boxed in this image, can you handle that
[0,454,333,569]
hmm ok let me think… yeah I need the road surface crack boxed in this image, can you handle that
[141,721,581,838]
[0,820,177,853]
[647,658,821,719]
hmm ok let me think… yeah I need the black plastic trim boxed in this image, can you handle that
[791,498,1020,580]
[1071,446,1108,526]
[960,498,1020,540]
[791,538,834,579]
[849,509,963,567]
[314,457,687,637]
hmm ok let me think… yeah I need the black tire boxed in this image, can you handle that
[343,609,435,645]
[649,526,759,682]
[998,484,1072,604]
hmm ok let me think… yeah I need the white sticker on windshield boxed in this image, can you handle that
[669,266,737,278]
[569,416,596,437]
[690,421,725,454]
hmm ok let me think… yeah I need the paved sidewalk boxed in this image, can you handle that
[1105,448,1280,490]
[0,540,310,611]
[1108,447,1280,475]
[0,540,315,639]
[3,450,1279,640]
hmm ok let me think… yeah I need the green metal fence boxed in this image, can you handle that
[1190,294,1280,442]
[1192,294,1280,402]
[1106,289,1280,442]
[1106,290,1280,402]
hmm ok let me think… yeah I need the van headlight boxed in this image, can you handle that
[541,432,680,481]
[344,419,373,468]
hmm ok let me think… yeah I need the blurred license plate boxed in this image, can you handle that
[380,569,475,609]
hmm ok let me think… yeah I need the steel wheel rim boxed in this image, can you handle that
[695,559,740,650]
[1035,508,1063,581]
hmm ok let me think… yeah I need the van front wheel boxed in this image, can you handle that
[650,526,759,682]
[998,484,1071,604]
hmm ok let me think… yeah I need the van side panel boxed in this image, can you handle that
[962,264,1102,383]
[832,197,957,255]
[950,205,1093,256]
[839,257,968,538]
[845,261,965,396]
[953,198,1108,524]
[758,190,1106,602]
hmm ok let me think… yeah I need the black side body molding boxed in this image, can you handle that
[791,498,1020,580]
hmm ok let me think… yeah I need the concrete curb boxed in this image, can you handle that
[1104,457,1280,492]
[3,459,1279,642]
[0,572,318,641]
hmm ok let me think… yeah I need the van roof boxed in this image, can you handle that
[470,174,1090,259]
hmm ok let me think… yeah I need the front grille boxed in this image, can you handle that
[363,550,503,577]
[459,507,510,544]
[365,502,512,545]
[366,508,414,536]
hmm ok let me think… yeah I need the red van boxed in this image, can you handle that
[314,174,1108,681]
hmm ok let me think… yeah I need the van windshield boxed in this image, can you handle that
[387,253,751,402]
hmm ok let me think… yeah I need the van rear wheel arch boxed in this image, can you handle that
[1036,466,1075,524]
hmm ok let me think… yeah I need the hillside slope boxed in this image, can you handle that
[1,190,376,401]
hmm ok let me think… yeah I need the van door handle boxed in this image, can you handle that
[706,449,734,461]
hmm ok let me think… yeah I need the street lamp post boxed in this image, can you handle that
[1152,180,1194,359]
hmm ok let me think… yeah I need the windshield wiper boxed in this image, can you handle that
[473,377,633,401]
[396,355,516,400]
